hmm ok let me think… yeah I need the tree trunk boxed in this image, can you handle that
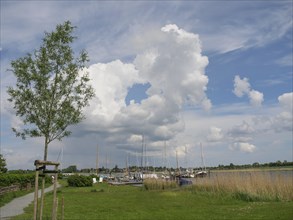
[44,136,49,161]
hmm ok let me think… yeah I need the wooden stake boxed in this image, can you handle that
[61,196,65,220]
[55,198,58,220]
[39,177,45,220]
[52,165,58,220]
[33,169,39,220]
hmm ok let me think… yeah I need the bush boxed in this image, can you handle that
[67,175,93,187]
[0,174,35,187]
[0,173,52,188]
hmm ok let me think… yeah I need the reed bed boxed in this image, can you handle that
[191,171,293,201]
[143,172,293,201]
[143,178,179,190]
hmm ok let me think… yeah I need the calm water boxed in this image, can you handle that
[209,169,293,177]
[198,169,293,184]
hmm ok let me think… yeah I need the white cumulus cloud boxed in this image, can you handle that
[81,24,211,145]
[207,126,223,142]
[230,142,256,153]
[273,92,293,132]
[233,75,264,107]
[248,90,264,107]
[278,92,293,111]
[81,60,144,131]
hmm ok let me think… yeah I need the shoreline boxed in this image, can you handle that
[209,167,293,173]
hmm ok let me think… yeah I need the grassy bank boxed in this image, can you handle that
[12,175,293,220]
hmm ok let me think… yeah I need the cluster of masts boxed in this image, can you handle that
[94,139,207,178]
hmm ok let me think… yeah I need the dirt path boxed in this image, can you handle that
[0,184,60,219]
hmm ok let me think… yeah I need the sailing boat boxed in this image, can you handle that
[195,142,208,178]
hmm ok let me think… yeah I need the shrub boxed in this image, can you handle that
[0,173,52,189]
[67,175,93,187]
[0,174,35,187]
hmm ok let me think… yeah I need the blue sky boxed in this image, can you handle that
[1,1,292,170]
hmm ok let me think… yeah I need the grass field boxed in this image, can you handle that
[12,173,293,220]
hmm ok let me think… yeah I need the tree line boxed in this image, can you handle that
[1,153,292,174]
[214,160,293,170]
[65,160,293,173]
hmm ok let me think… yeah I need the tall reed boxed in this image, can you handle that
[143,179,178,190]
[190,171,293,201]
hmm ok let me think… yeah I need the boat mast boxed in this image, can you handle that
[56,145,64,173]
[200,142,206,171]
[141,134,144,171]
[184,146,188,170]
[106,153,108,173]
[144,141,147,171]
[96,144,99,175]
[164,141,167,173]
[176,150,180,175]
[125,153,129,176]
[61,145,63,172]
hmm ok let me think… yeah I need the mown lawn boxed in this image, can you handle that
[12,182,293,220]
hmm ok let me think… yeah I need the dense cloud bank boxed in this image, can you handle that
[81,25,211,147]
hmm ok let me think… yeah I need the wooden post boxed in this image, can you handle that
[61,195,65,220]
[53,197,58,220]
[52,164,58,220]
[39,177,45,220]
[33,167,39,220]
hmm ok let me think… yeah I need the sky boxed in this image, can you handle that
[0,1,292,170]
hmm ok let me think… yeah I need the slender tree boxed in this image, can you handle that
[8,21,94,219]
[7,21,94,161]
[0,154,8,173]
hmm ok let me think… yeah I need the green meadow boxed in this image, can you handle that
[12,172,293,220]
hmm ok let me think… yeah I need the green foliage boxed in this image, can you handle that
[67,175,92,187]
[0,173,34,187]
[0,154,7,173]
[215,160,293,170]
[7,20,94,160]
[7,170,34,174]
[62,165,77,173]
[0,173,51,188]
